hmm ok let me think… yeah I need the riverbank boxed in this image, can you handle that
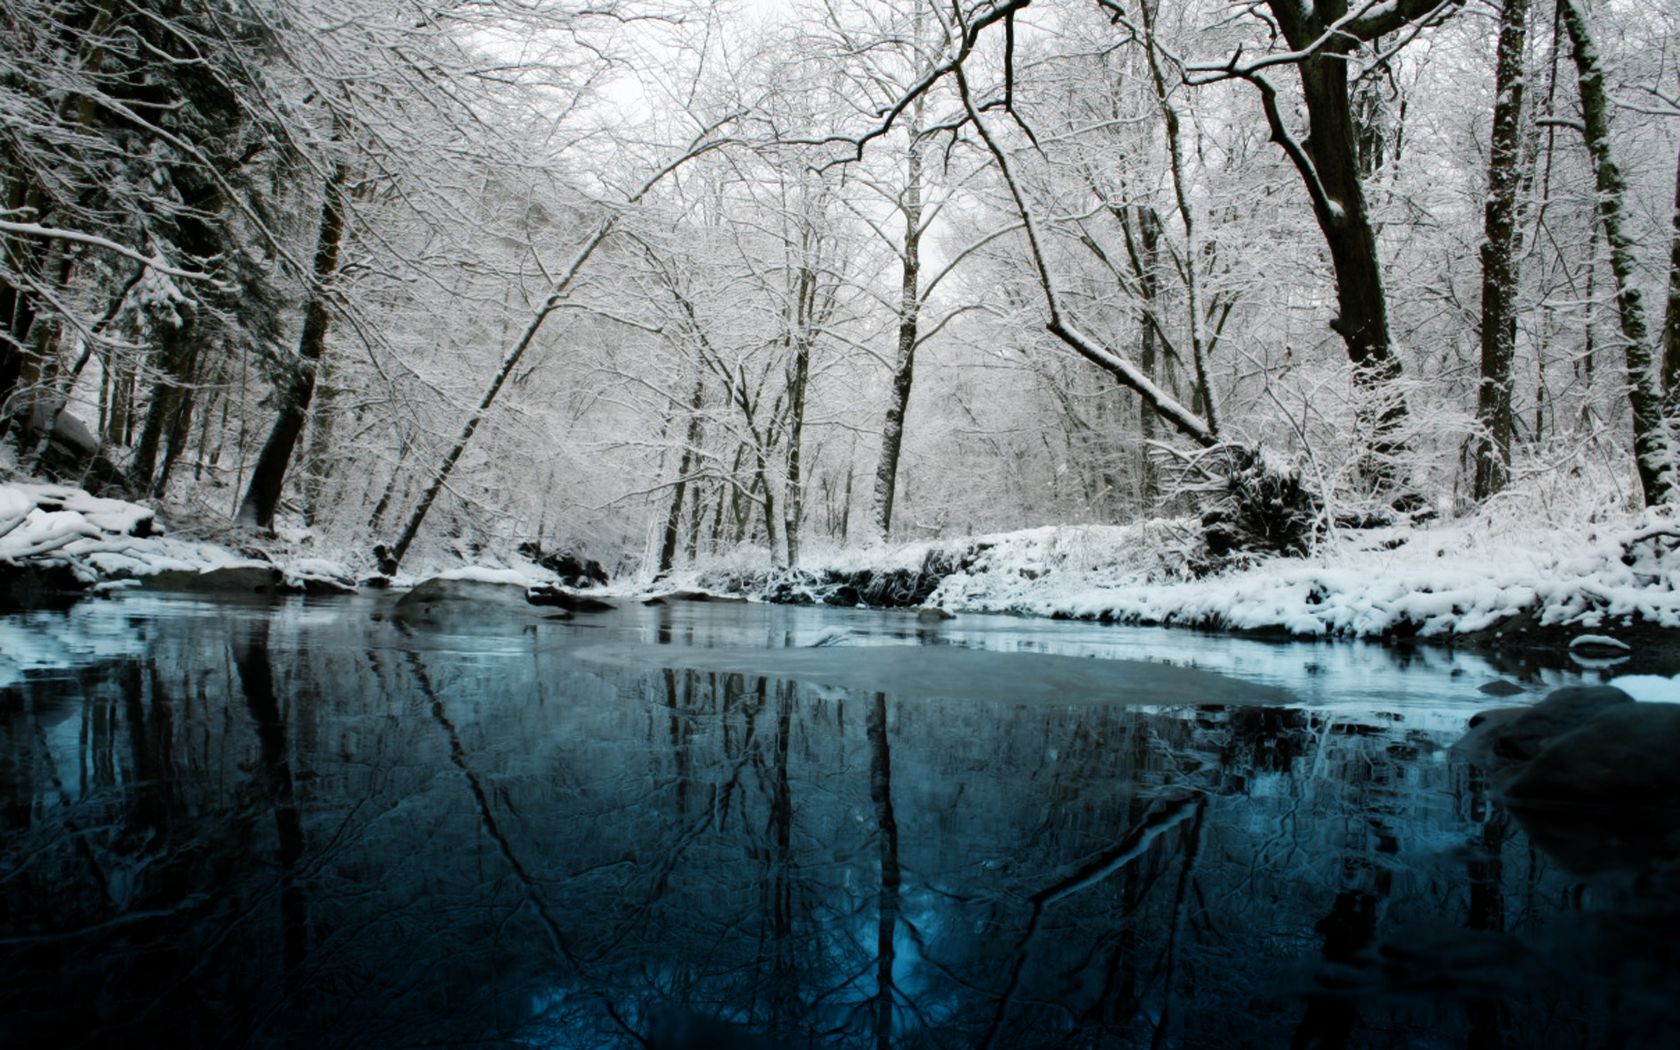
[7,476,1680,675]
[681,509,1680,676]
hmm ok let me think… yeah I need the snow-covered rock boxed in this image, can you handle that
[1,479,359,603]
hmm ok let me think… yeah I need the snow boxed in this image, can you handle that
[0,480,337,589]
[8,474,1680,661]
[1570,634,1631,651]
[1609,675,1680,704]
[435,565,544,588]
[910,509,1680,642]
[675,505,1680,647]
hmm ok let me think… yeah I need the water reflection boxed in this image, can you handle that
[1,597,1677,1048]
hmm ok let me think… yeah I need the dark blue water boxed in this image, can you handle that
[1,594,1674,1048]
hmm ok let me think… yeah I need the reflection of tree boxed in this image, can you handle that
[235,621,307,981]
[867,691,900,1050]
[1291,890,1376,1050]
[1462,767,1509,1050]
[4,609,1660,1048]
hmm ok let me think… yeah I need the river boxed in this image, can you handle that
[1,593,1674,1048]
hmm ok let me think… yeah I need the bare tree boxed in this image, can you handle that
[1557,0,1675,506]
[1472,0,1532,500]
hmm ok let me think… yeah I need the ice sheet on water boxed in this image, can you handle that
[576,638,1295,707]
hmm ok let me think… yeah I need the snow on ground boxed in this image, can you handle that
[434,565,547,588]
[936,510,1680,640]
[670,505,1680,646]
[1610,674,1680,703]
[0,478,570,594]
[0,479,346,588]
[9,474,1680,653]
[922,509,1680,639]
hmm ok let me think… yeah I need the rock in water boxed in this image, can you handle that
[516,541,608,588]
[393,577,534,625]
[142,565,285,594]
[1457,685,1634,769]
[1504,703,1680,808]
[1478,679,1524,697]
[917,607,955,623]
[526,584,614,613]
[1456,684,1680,874]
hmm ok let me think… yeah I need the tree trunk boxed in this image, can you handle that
[1140,0,1219,439]
[1472,0,1531,500]
[238,163,351,530]
[784,336,810,568]
[386,219,617,569]
[657,372,706,574]
[1558,0,1674,506]
[129,328,198,492]
[1123,205,1165,505]
[1263,1,1416,486]
[1661,143,1680,401]
[870,103,925,542]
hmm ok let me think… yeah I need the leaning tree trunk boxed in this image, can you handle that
[1472,0,1531,500]
[1558,0,1675,506]
[384,121,734,572]
[238,162,351,530]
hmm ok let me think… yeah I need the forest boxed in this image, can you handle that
[3,0,1679,586]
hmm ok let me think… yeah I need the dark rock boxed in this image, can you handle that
[0,562,87,612]
[28,405,131,496]
[293,573,357,596]
[361,575,392,589]
[526,585,614,613]
[142,565,286,594]
[643,590,748,605]
[1456,685,1680,874]
[917,607,955,622]
[393,577,533,624]
[1458,685,1634,769]
[1478,680,1524,697]
[1502,703,1680,875]
[517,541,608,588]
[1505,703,1680,807]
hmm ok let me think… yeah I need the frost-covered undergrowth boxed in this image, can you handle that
[928,510,1680,639]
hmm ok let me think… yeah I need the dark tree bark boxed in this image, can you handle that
[1661,143,1680,402]
[866,691,900,1050]
[657,372,706,574]
[1257,0,1461,487]
[238,163,351,530]
[1119,205,1166,503]
[1558,0,1675,506]
[1472,0,1532,500]
[784,329,811,567]
[870,110,925,542]
[128,324,200,493]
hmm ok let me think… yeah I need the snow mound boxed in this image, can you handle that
[0,479,353,593]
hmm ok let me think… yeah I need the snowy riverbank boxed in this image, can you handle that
[7,476,1680,671]
[684,508,1680,670]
